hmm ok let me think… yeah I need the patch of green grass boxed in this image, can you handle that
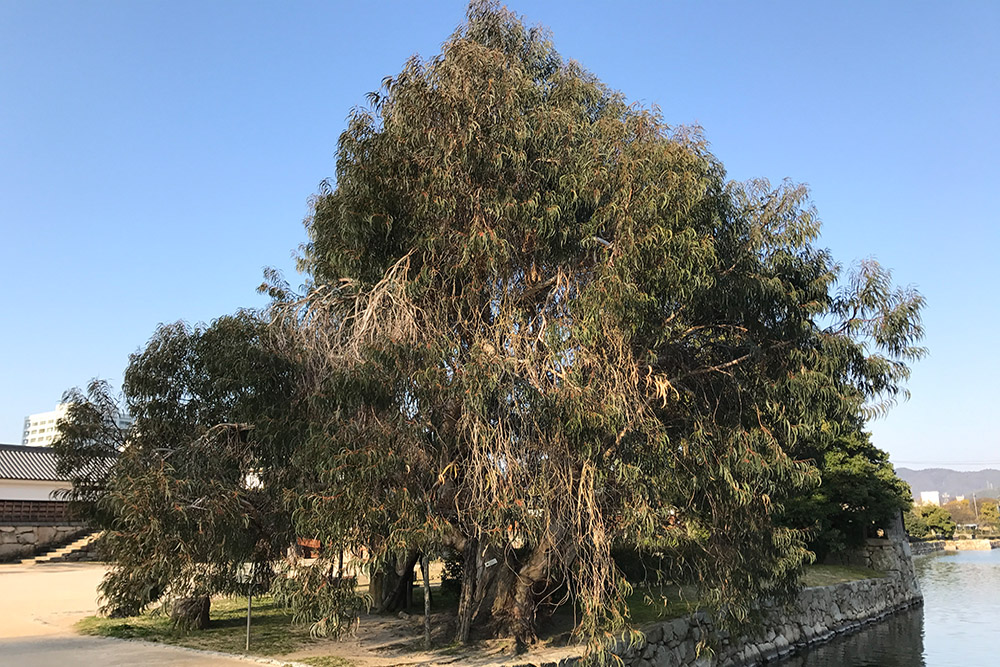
[801,564,884,587]
[75,595,345,659]
[625,585,701,626]
[75,616,161,640]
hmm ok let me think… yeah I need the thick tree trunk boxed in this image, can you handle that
[454,538,479,643]
[497,544,551,653]
[377,550,420,613]
[473,545,516,626]
[368,569,388,608]
[456,538,543,645]
[171,595,211,631]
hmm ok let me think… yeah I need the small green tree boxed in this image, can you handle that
[904,507,929,538]
[907,505,955,539]
[54,312,301,619]
[979,500,999,529]
[782,430,912,559]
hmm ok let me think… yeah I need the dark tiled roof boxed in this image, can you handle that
[0,443,68,482]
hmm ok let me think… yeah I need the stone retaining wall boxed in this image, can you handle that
[609,570,921,667]
[0,524,86,561]
[909,540,944,556]
[910,538,1000,555]
[511,571,922,667]
[510,515,922,667]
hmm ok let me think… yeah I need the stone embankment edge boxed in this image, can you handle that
[507,581,922,667]
[909,540,944,556]
[910,538,1000,555]
[0,524,88,561]
[615,577,921,667]
[508,515,922,667]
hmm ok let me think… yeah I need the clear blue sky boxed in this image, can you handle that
[2,1,997,468]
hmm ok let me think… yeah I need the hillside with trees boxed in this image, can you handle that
[896,468,1000,499]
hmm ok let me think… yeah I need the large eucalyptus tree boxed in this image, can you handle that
[271,0,923,653]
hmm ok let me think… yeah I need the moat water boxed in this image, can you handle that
[780,548,1000,666]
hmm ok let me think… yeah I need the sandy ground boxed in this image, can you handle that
[0,561,256,666]
[0,561,105,639]
[0,560,581,667]
[276,606,582,667]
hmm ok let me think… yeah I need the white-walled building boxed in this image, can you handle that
[0,443,73,523]
[0,444,69,501]
[919,491,941,506]
[21,403,132,447]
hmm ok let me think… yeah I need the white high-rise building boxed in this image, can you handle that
[21,403,133,447]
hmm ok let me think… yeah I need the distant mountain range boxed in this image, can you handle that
[895,468,1000,499]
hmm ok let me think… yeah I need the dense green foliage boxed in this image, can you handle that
[905,505,956,539]
[782,430,912,558]
[271,0,924,651]
[980,500,1000,528]
[55,1,924,656]
[55,312,300,615]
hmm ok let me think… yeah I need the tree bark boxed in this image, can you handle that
[171,595,211,631]
[368,569,387,609]
[454,537,478,643]
[421,554,432,649]
[499,544,551,653]
[377,550,420,613]
[472,545,516,627]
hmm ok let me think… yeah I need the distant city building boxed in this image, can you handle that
[919,491,941,506]
[955,495,966,502]
[21,403,132,447]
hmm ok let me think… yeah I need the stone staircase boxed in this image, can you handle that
[20,530,102,564]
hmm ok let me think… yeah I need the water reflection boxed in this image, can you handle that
[778,549,1000,666]
[778,608,924,667]
[917,550,1000,666]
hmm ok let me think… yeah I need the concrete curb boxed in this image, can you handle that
[107,636,314,666]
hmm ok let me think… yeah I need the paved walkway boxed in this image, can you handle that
[0,561,254,666]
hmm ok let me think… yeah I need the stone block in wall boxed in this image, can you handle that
[0,543,30,559]
[35,526,58,543]
[644,624,664,644]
